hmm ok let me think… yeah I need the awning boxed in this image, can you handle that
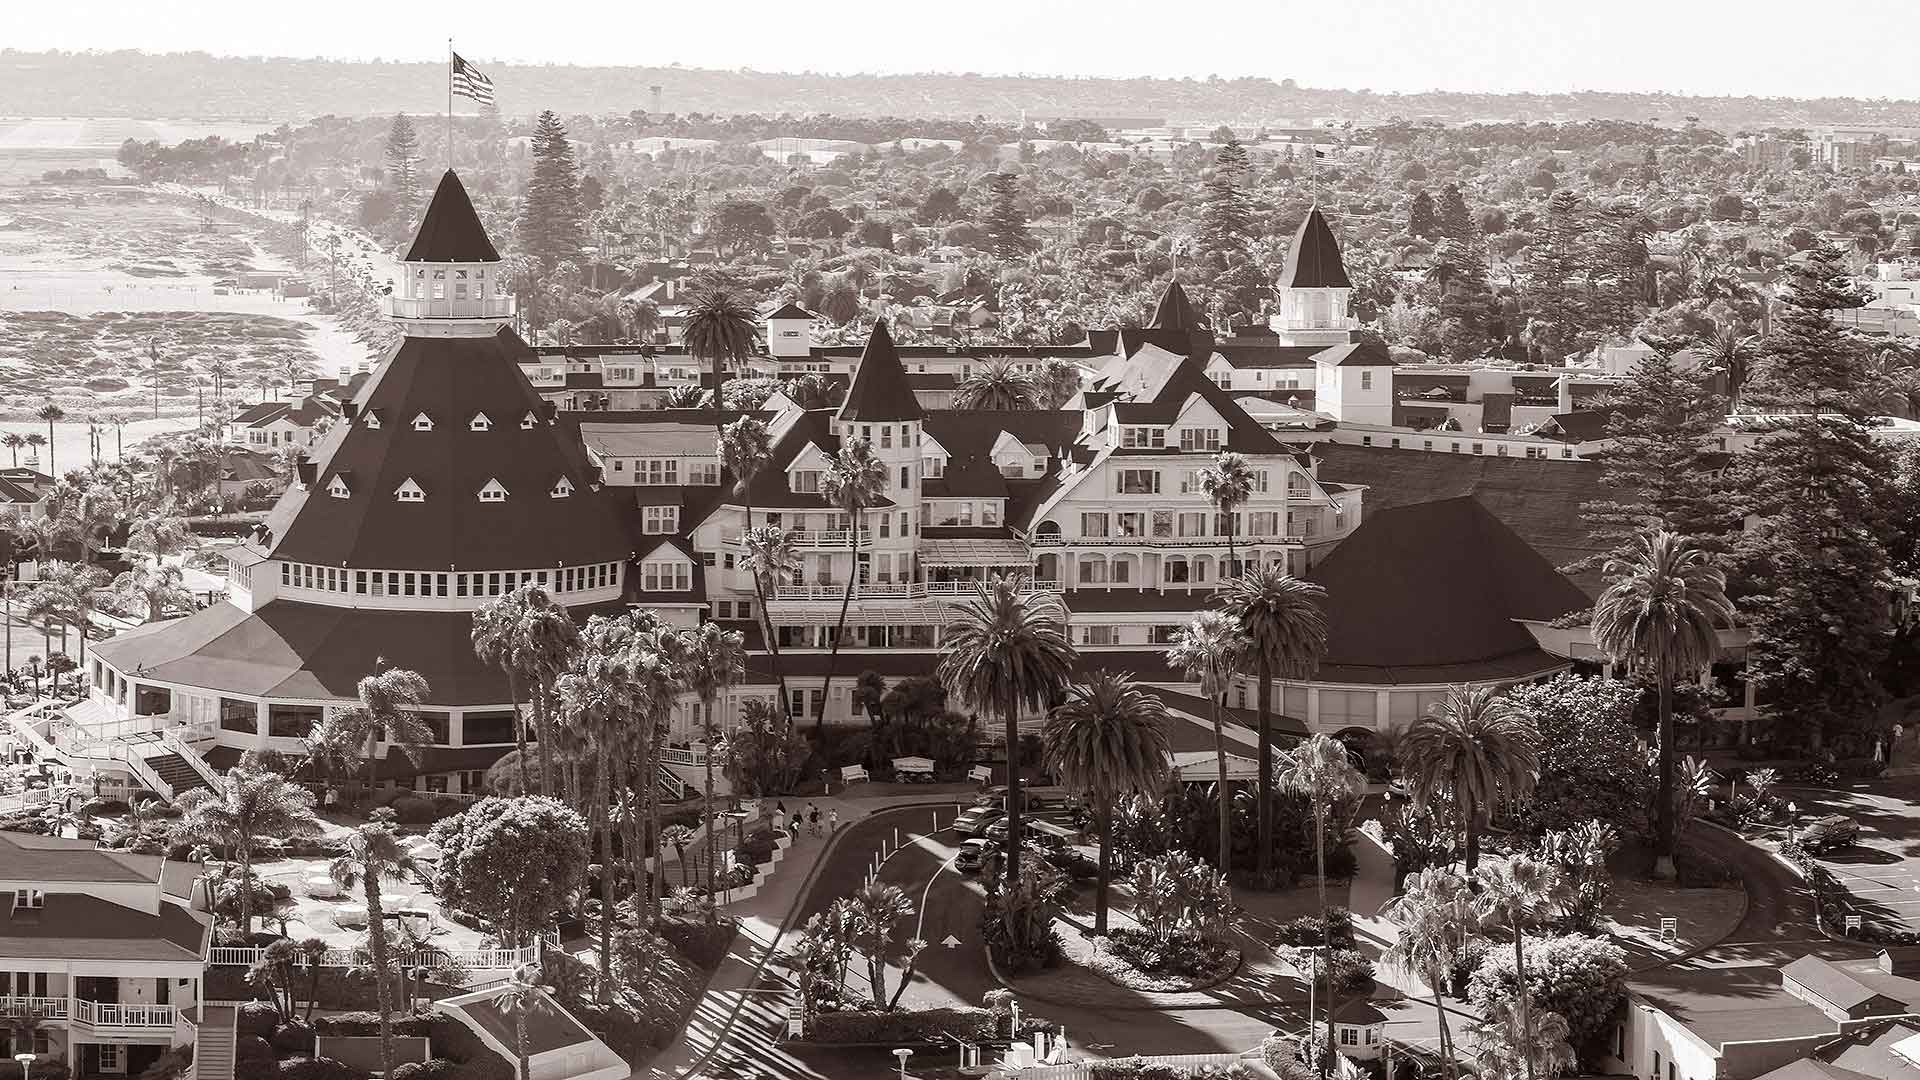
[919,538,1032,567]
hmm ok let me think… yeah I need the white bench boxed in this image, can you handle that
[840,765,870,784]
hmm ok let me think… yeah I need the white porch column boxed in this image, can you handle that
[1306,688,1321,733]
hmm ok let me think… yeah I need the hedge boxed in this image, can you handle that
[312,1012,435,1038]
[805,1006,1039,1044]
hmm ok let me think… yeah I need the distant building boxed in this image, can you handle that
[1738,136,1797,171]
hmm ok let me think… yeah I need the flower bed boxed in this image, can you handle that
[801,1005,1050,1045]
[1090,929,1241,992]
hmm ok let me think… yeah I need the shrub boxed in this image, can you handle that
[389,795,441,825]
[1324,947,1376,997]
[804,1005,1030,1044]
[0,1063,70,1080]
[235,1036,277,1080]
[1104,928,1238,981]
[78,797,129,816]
[237,1000,282,1038]
[137,1047,192,1080]
[1274,908,1355,950]
[658,917,737,971]
[313,1012,434,1037]
[1466,934,1629,1068]
[738,828,778,865]
[216,875,293,922]
[276,1059,364,1080]
[271,1019,316,1055]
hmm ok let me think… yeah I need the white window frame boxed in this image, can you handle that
[412,413,434,432]
[395,478,425,502]
[478,479,509,502]
[551,477,575,499]
[470,412,493,432]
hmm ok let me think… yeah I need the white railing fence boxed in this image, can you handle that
[1015,1053,1249,1080]
[207,943,538,972]
[73,1000,176,1028]
[0,995,69,1019]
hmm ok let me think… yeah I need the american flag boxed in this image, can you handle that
[451,52,494,106]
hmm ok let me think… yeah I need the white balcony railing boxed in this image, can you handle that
[1028,534,1307,548]
[387,295,516,320]
[771,580,1058,602]
[207,943,537,972]
[0,996,68,1020]
[722,529,871,549]
[73,1001,175,1028]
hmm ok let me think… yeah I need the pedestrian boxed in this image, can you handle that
[772,802,786,840]
[808,804,821,837]
[828,808,839,833]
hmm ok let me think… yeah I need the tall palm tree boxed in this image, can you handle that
[1219,566,1328,883]
[1041,671,1172,933]
[1592,529,1734,879]
[308,667,434,805]
[938,576,1077,883]
[1401,685,1541,874]
[954,359,1038,411]
[817,438,886,726]
[718,415,772,528]
[1197,451,1256,577]
[1168,609,1248,873]
[677,623,747,909]
[34,403,64,476]
[2,432,23,467]
[1280,733,1365,1068]
[1474,856,1571,1080]
[172,765,321,932]
[111,561,195,623]
[683,288,758,443]
[331,821,420,1079]
[472,586,580,794]
[494,964,544,1080]
[1383,870,1476,1080]
[739,524,800,716]
[106,413,127,461]
[555,630,642,1000]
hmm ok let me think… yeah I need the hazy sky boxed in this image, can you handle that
[12,0,1904,100]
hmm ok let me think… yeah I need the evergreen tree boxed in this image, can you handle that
[1438,183,1473,243]
[1200,137,1255,259]
[1731,243,1897,750]
[1430,238,1493,362]
[518,111,585,268]
[1574,337,1729,574]
[385,114,420,210]
[1586,204,1649,338]
[1408,191,1439,240]
[984,172,1033,258]
[1523,190,1592,360]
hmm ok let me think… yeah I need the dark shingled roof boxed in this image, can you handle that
[1304,496,1587,684]
[0,891,207,961]
[1151,280,1201,333]
[1278,207,1353,289]
[262,327,635,570]
[765,302,816,320]
[404,171,500,263]
[837,321,925,422]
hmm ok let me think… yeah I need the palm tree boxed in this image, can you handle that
[938,575,1077,884]
[1400,685,1541,874]
[555,631,642,1000]
[1197,451,1256,577]
[846,879,921,1009]
[817,438,887,725]
[23,433,46,473]
[739,524,800,716]
[1167,609,1248,873]
[331,821,420,1079]
[172,765,321,932]
[1280,733,1365,1068]
[619,297,661,344]
[1474,856,1570,1080]
[1219,566,1328,884]
[111,561,195,623]
[1032,358,1082,409]
[1041,671,1172,933]
[308,667,434,805]
[2,432,23,467]
[472,591,534,791]
[677,623,747,910]
[718,415,772,528]
[1383,870,1475,1080]
[106,414,127,461]
[34,403,64,476]
[660,385,707,409]
[954,359,1038,410]
[494,964,544,1080]
[472,586,580,793]
[1592,530,1734,879]
[683,287,758,441]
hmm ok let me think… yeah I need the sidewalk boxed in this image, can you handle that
[638,789,972,1080]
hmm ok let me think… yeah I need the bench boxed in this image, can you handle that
[840,765,870,783]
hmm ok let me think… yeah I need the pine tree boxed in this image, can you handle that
[1522,190,1592,360]
[1430,238,1493,362]
[1586,204,1649,338]
[1574,337,1730,574]
[518,110,585,268]
[1408,191,1439,240]
[385,114,420,210]
[1438,183,1472,242]
[984,172,1033,258]
[1200,137,1255,259]
[1731,242,1897,750]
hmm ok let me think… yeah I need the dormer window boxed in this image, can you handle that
[1178,428,1222,453]
[364,410,383,429]
[395,478,426,503]
[922,457,945,479]
[12,888,43,910]
[791,470,821,494]
[478,479,509,502]
[521,412,539,430]
[413,413,434,432]
[470,413,493,432]
[1122,427,1166,450]
[326,475,351,499]
[550,477,575,499]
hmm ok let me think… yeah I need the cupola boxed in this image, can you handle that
[389,170,516,338]
[1270,206,1358,347]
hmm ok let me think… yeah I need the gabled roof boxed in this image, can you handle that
[1150,280,1201,333]
[1305,496,1588,684]
[0,891,207,961]
[404,170,501,263]
[765,301,817,320]
[1278,206,1353,289]
[837,321,924,423]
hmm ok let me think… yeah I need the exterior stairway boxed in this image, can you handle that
[145,753,211,797]
[192,1005,237,1080]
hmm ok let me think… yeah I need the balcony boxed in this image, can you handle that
[387,295,516,320]
[72,1000,176,1031]
[0,996,68,1021]
[722,529,872,550]
[772,580,1057,602]
[1030,534,1305,548]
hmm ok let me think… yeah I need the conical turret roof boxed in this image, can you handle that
[1150,280,1201,332]
[1278,206,1352,289]
[404,170,500,263]
[260,327,633,570]
[837,321,924,422]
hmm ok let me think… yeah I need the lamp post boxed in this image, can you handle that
[17,1051,37,1080]
[891,1048,913,1080]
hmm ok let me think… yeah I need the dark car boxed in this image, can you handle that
[954,839,993,874]
[984,817,1066,851]
[953,805,1004,839]
[1796,814,1860,854]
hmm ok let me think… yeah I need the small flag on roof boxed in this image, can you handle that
[451,52,495,106]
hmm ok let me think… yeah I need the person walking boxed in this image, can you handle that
[772,801,787,841]
[828,808,839,833]
[808,804,821,837]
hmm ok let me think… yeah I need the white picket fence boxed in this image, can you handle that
[1015,1053,1248,1079]
[207,943,537,972]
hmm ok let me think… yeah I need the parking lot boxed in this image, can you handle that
[1791,779,1920,934]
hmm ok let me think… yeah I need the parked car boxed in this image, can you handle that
[985,817,1066,850]
[953,805,1004,838]
[972,785,1072,812]
[955,838,993,874]
[1795,814,1860,854]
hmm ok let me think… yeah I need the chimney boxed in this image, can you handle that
[296,461,317,488]
[541,401,559,421]
[341,402,358,421]
[338,366,351,383]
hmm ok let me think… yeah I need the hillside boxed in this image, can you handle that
[6,50,1920,131]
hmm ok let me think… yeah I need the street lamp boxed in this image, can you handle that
[16,1052,36,1080]
[891,1048,913,1080]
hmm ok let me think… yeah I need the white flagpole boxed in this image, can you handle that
[447,38,454,172]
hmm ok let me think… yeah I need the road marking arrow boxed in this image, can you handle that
[942,934,962,948]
